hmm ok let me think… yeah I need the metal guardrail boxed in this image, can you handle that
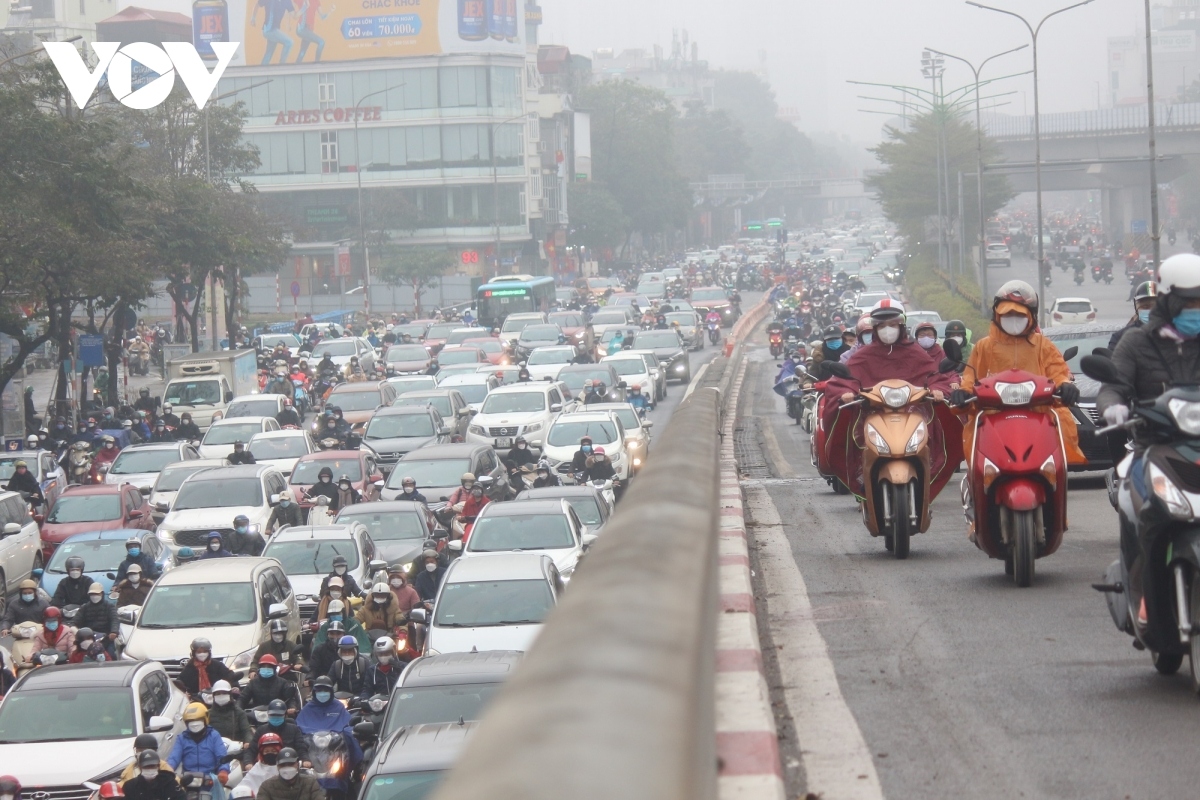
[982,102,1200,139]
[432,387,723,800]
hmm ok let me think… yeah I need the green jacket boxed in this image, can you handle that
[313,617,370,651]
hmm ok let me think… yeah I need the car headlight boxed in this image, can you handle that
[1149,462,1192,518]
[995,381,1035,406]
[627,439,642,449]
[881,385,911,409]
[156,529,173,542]
[247,523,260,535]
[523,422,542,434]
[905,421,926,454]
[865,423,890,454]
[469,425,485,436]
[1168,398,1200,435]
[228,647,257,671]
[575,331,585,339]
[402,561,413,573]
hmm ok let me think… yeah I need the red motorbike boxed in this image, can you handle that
[769,330,785,359]
[962,368,1070,587]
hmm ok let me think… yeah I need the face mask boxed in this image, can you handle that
[329,590,342,599]
[214,694,231,706]
[268,714,285,727]
[46,621,59,632]
[876,326,899,345]
[79,639,93,651]
[20,592,34,603]
[69,569,82,579]
[280,500,291,507]
[209,542,221,551]
[403,487,414,494]
[261,753,279,766]
[279,767,299,781]
[339,483,350,491]
[334,566,346,575]
[426,562,438,572]
[582,445,592,453]
[1000,315,1029,336]
[89,594,103,604]
[378,655,392,665]
[128,575,141,584]
[390,578,403,588]
[315,691,332,703]
[917,336,936,350]
[1174,308,1200,337]
[259,668,275,679]
[127,548,141,557]
[186,721,205,734]
[321,476,332,483]
[142,770,159,782]
[517,443,526,449]
[537,472,548,479]
[1138,309,1152,324]
[235,526,247,534]
[861,333,873,345]
[948,335,964,345]
[374,595,390,605]
[194,652,209,662]
[105,443,114,449]
[329,614,342,622]
[272,632,285,643]
[340,654,356,664]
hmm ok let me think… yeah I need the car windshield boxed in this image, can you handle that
[312,341,357,357]
[382,684,500,736]
[466,339,502,354]
[1047,331,1116,374]
[547,420,618,447]
[690,288,727,301]
[480,392,545,414]
[468,513,575,551]
[1056,301,1093,313]
[0,457,38,481]
[634,332,681,349]
[590,312,628,326]
[527,349,573,365]
[426,324,459,339]
[520,327,561,343]
[394,394,452,418]
[110,448,181,475]
[387,459,471,489]
[361,772,443,800]
[387,377,437,394]
[446,329,481,345]
[47,538,129,572]
[387,345,430,362]
[337,507,427,541]
[263,539,360,574]
[226,398,281,418]
[665,313,694,328]
[292,458,363,484]
[501,317,539,333]
[0,688,136,742]
[202,423,264,446]
[330,389,384,412]
[164,379,222,406]
[154,463,214,492]
[434,578,554,626]
[173,477,263,510]
[438,349,482,366]
[558,371,610,392]
[566,497,603,526]
[394,324,428,339]
[441,382,489,404]
[46,495,121,523]
[605,359,646,377]
[138,582,257,627]
[250,436,310,460]
[367,414,437,440]
[608,407,639,429]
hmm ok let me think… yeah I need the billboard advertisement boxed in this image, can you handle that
[199,0,523,66]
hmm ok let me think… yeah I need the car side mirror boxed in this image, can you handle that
[369,559,388,573]
[457,408,471,416]
[267,602,289,620]
[550,403,562,413]
[32,568,43,579]
[643,420,654,428]
[127,509,143,519]
[106,572,117,580]
[618,381,628,389]
[409,607,427,623]
[146,715,174,733]
[438,427,450,436]
[373,479,385,488]
[2,522,20,536]
[155,502,170,513]
[224,391,234,403]
[447,540,463,552]
[269,494,280,505]
[118,608,138,625]
[582,533,599,548]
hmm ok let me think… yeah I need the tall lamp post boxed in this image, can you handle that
[490,112,529,280]
[352,84,405,318]
[926,44,1028,310]
[966,0,1096,325]
[1144,0,1162,271]
[921,52,946,275]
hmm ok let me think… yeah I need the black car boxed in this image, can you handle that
[557,363,627,403]
[334,500,439,566]
[1044,322,1126,470]
[632,329,691,383]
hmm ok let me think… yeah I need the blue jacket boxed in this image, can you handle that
[168,726,229,776]
[116,552,160,583]
[296,697,351,734]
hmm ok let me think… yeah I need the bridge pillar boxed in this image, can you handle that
[1102,185,1151,248]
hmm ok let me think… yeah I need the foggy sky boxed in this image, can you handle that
[541,0,1140,142]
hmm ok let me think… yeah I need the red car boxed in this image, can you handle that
[289,450,384,510]
[463,337,509,366]
[39,483,156,562]
[548,311,594,356]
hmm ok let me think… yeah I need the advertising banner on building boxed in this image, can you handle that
[204,0,523,67]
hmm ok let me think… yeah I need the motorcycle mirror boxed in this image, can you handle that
[941,338,963,364]
[1061,346,1079,362]
[1079,354,1119,383]
[439,495,449,502]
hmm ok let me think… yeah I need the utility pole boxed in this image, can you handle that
[1145,0,1161,271]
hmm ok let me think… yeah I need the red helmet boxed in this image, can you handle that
[43,606,62,620]
[257,653,279,667]
[0,776,20,800]
[98,782,123,799]
[258,732,284,750]
[593,446,606,456]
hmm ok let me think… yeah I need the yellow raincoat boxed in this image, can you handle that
[961,305,1086,464]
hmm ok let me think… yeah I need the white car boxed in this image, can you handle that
[465,381,575,456]
[248,429,317,477]
[225,394,288,420]
[149,458,226,523]
[588,308,636,342]
[385,374,439,395]
[541,410,630,480]
[985,242,1012,268]
[1050,297,1097,326]
[525,345,579,381]
[601,353,658,409]
[0,489,42,596]
[451,497,596,579]
[436,372,500,413]
[581,402,653,474]
[105,441,201,494]
[261,523,383,618]
[155,463,290,553]
[198,416,281,460]
[309,337,378,373]
[419,552,564,656]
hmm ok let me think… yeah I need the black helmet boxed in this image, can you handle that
[137,749,159,769]
[312,674,335,692]
[65,556,85,572]
[139,387,149,396]
[233,514,250,527]
[134,732,159,750]
[277,748,300,766]
[822,325,842,340]
[944,320,967,338]
[190,637,212,653]
[267,698,288,714]
[75,626,95,642]
[1133,280,1159,302]
[269,618,288,634]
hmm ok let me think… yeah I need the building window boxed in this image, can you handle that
[321,131,339,173]
[529,169,543,200]
[319,74,335,109]
[527,112,539,142]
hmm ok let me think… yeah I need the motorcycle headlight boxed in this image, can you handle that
[1149,462,1192,519]
[864,423,890,454]
[905,421,926,454]
[228,646,257,671]
[881,385,911,409]
[523,422,542,434]
[995,381,1035,406]
[369,697,387,713]
[1168,398,1200,436]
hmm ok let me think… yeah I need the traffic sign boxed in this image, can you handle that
[290,281,301,299]
[1132,219,1148,234]
[78,334,105,368]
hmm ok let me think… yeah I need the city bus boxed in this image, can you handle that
[476,275,557,328]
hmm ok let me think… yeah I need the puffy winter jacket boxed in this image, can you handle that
[167,726,229,776]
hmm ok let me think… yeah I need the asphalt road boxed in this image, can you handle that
[738,332,1200,800]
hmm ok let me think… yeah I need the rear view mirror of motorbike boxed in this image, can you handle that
[1080,354,1119,384]
[942,338,963,364]
[409,608,428,623]
[1061,346,1079,362]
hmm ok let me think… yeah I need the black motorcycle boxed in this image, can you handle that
[1084,355,1200,689]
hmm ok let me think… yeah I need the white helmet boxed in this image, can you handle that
[1158,253,1200,298]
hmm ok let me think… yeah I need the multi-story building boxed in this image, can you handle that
[590,30,713,112]
[4,0,117,42]
[1109,0,1200,105]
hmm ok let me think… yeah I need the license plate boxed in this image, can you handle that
[496,437,512,448]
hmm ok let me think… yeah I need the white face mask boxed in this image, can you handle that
[209,542,221,551]
[390,578,403,588]
[78,639,94,651]
[402,487,414,494]
[89,594,103,604]
[186,720,205,733]
[948,335,965,345]
[194,652,209,662]
[1000,315,1029,336]
[214,694,231,706]
[340,653,356,664]
[425,562,438,572]
[329,590,342,600]
[334,566,346,575]
[142,770,159,782]
[128,574,141,584]
[377,655,392,665]
[279,767,299,781]
[917,336,935,350]
[69,569,82,579]
[876,326,899,345]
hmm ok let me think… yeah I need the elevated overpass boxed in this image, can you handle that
[689,175,873,228]
[984,103,1200,237]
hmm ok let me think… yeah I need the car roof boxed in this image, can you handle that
[516,486,604,501]
[296,450,365,462]
[158,556,279,584]
[61,482,128,496]
[15,659,149,690]
[399,651,523,687]
[559,363,617,374]
[399,443,488,460]
[189,464,278,480]
[553,411,616,424]
[269,524,357,541]
[231,394,283,402]
[251,429,308,439]
[1043,322,1123,336]
[120,441,189,452]
[399,389,457,398]
[336,500,427,517]
[437,373,492,385]
[59,527,155,543]
[374,405,438,415]
[445,552,552,581]
[374,721,477,772]
[330,382,384,393]
[1052,297,1093,304]
[478,498,567,517]
[487,383,555,394]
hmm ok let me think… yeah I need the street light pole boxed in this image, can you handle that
[352,84,405,318]
[1145,0,1162,271]
[922,52,946,274]
[967,0,1096,326]
[491,112,529,280]
[926,44,1027,310]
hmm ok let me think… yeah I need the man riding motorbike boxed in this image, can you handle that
[50,556,91,607]
[1108,280,1159,351]
[226,441,256,466]
[167,703,230,796]
[276,398,302,428]
[179,638,240,697]
[207,679,253,746]
[912,321,946,365]
[239,654,302,714]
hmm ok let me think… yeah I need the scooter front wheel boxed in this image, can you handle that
[1189,576,1200,693]
[887,482,911,560]
[1011,507,1037,587]
[1153,650,1184,675]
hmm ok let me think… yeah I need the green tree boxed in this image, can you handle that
[578,81,691,250]
[675,100,749,181]
[568,182,630,255]
[378,249,456,318]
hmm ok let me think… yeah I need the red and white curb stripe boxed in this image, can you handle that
[716,357,785,800]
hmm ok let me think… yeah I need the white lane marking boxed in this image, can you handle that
[744,483,885,800]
